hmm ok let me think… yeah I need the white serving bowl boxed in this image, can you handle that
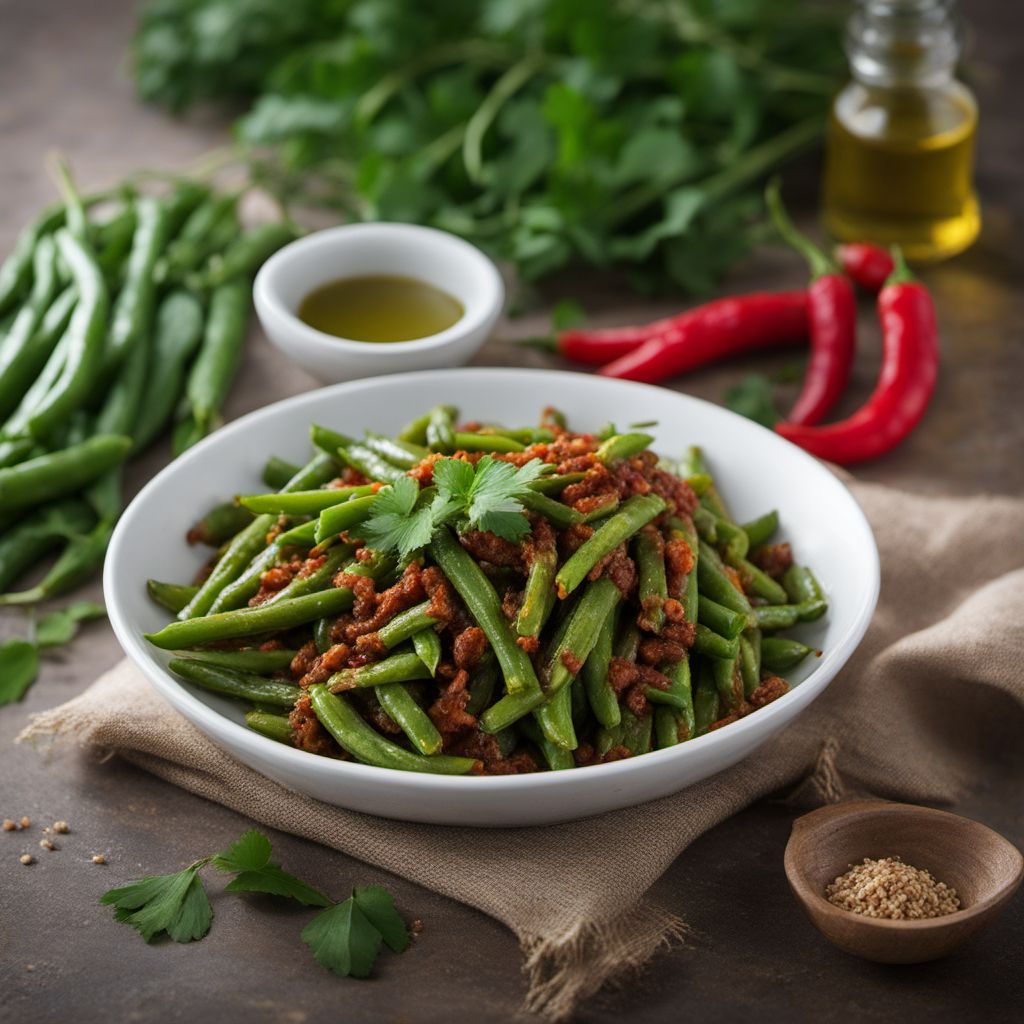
[105,369,879,827]
[253,223,504,382]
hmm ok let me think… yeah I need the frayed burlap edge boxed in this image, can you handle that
[521,903,692,1022]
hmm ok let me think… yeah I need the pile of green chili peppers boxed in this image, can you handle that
[0,160,297,606]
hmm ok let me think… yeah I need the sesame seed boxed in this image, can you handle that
[39,839,56,852]
[53,821,70,834]
[91,854,106,865]
[19,854,33,866]
[826,856,960,920]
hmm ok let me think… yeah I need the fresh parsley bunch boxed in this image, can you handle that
[101,830,410,978]
[361,455,548,558]
[131,0,844,293]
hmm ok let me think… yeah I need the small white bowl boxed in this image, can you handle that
[253,223,504,382]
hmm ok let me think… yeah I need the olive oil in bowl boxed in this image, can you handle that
[298,275,464,343]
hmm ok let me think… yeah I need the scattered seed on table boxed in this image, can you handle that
[20,816,30,829]
[52,821,69,834]
[19,854,33,865]
[2,819,15,831]
[91,854,106,865]
[39,839,56,852]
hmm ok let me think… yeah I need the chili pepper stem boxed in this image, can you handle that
[765,178,837,279]
[885,246,916,286]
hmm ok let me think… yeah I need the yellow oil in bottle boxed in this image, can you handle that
[823,82,979,260]
[822,0,980,262]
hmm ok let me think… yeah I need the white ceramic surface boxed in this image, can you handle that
[105,369,879,827]
[253,223,504,382]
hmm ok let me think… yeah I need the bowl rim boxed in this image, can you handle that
[105,367,881,794]
[784,798,1024,931]
[253,222,505,355]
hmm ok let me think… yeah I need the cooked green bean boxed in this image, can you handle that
[431,526,541,698]
[149,586,364,649]
[337,443,406,484]
[411,628,442,676]
[519,717,574,770]
[182,454,335,618]
[240,485,374,515]
[693,660,720,736]
[314,493,378,543]
[742,510,779,547]
[146,579,199,614]
[620,708,653,755]
[782,564,825,605]
[175,648,298,673]
[518,489,582,528]
[245,709,293,745]
[310,423,353,460]
[168,657,301,708]
[425,405,456,452]
[712,656,743,712]
[261,456,302,491]
[753,600,827,630]
[654,706,681,749]
[309,685,477,774]
[693,623,740,661]
[698,595,746,639]
[635,526,667,633]
[516,548,557,638]
[451,431,524,453]
[556,494,665,598]
[187,502,254,547]
[361,431,430,468]
[739,632,761,698]
[761,637,817,671]
[582,603,620,728]
[596,432,654,464]
[329,650,432,691]
[376,683,443,755]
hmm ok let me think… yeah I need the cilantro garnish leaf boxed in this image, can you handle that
[214,829,330,907]
[353,885,410,954]
[359,476,436,560]
[101,865,213,944]
[464,456,547,541]
[301,898,383,978]
[358,454,550,557]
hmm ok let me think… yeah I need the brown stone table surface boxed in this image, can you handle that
[1,1,1021,1020]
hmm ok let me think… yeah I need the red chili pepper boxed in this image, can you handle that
[552,314,684,364]
[775,251,938,464]
[597,290,808,383]
[836,242,895,293]
[766,182,857,427]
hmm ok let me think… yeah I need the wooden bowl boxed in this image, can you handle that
[784,799,1023,964]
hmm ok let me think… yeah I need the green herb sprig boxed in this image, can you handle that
[101,829,410,978]
[131,0,844,294]
[360,455,549,559]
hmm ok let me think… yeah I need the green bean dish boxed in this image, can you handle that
[145,407,827,775]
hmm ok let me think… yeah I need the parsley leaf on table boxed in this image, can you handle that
[100,830,410,978]
[0,601,106,706]
[35,601,107,648]
[301,897,383,979]
[353,885,411,954]
[213,829,330,907]
[724,374,781,429]
[0,641,40,706]
[100,864,213,944]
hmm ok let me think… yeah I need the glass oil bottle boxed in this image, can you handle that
[823,0,979,261]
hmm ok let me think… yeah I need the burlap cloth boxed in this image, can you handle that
[19,477,1024,1020]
